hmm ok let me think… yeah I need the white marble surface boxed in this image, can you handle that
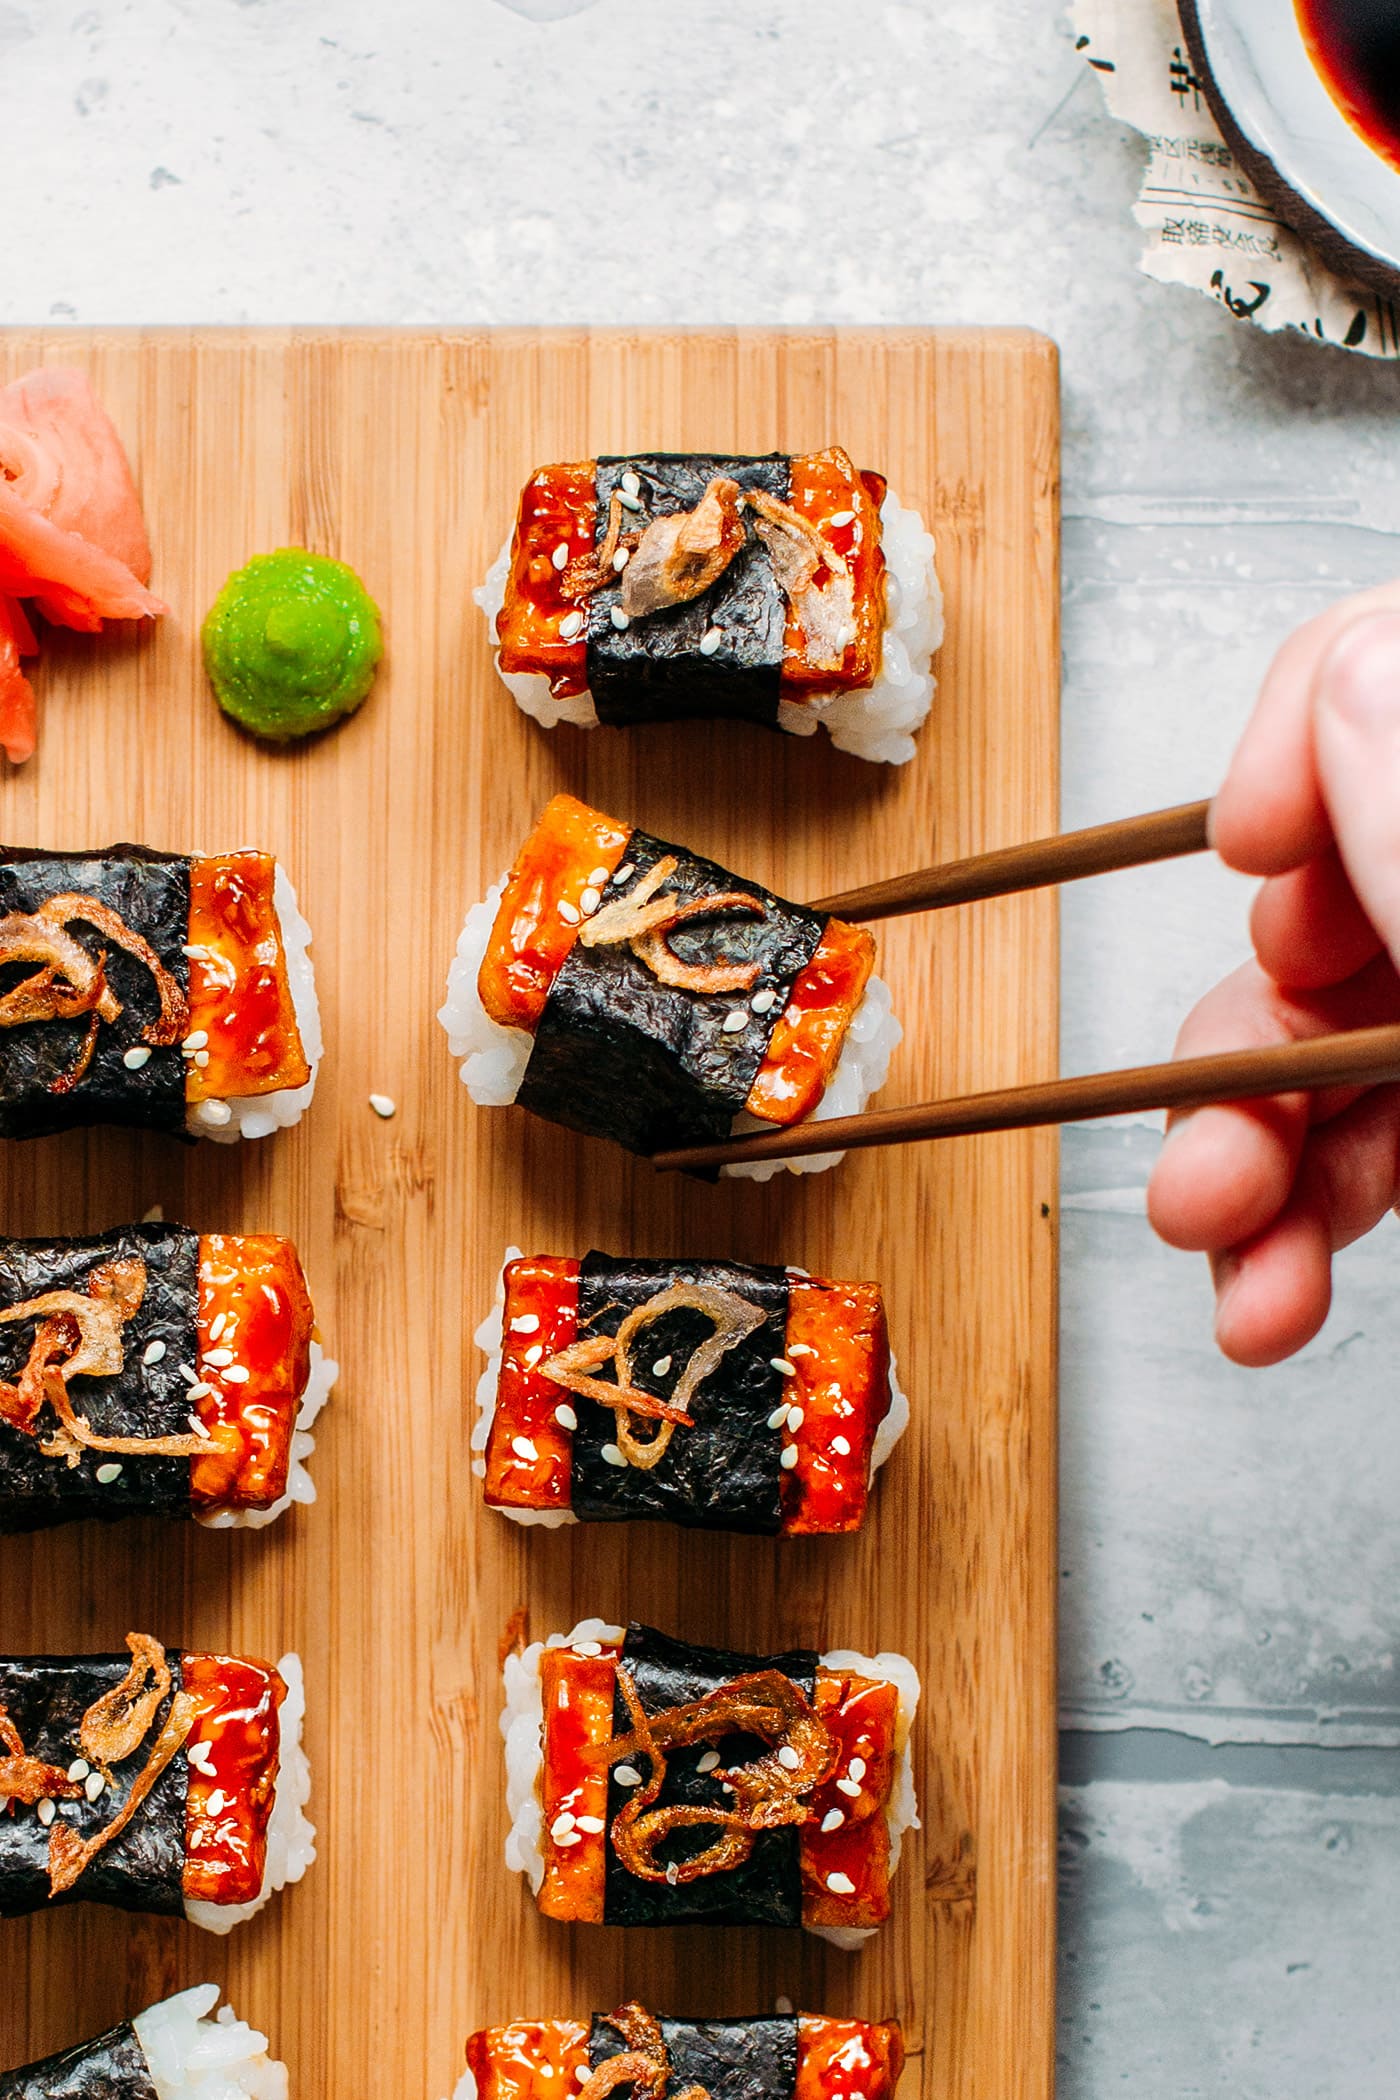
[5,2,1400,2090]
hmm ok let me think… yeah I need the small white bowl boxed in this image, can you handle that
[1179,0,1400,296]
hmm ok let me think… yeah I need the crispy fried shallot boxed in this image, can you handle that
[587,1666,838,1883]
[578,857,768,999]
[580,2003,710,2100]
[0,1696,83,1812]
[0,892,189,1090]
[746,489,857,673]
[47,1685,196,1897]
[0,1256,208,1465]
[541,1282,766,1471]
[80,1633,172,1771]
[620,477,747,618]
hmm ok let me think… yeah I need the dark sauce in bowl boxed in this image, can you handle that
[1295,0,1400,173]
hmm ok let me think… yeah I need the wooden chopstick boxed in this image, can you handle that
[649,1023,1400,1172]
[810,798,1214,922]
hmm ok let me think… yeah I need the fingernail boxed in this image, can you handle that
[1317,612,1400,732]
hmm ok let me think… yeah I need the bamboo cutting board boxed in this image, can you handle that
[0,329,1059,2100]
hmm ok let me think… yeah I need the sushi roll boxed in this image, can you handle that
[458,2005,904,2100]
[0,846,321,1141]
[438,796,901,1177]
[0,1634,314,1932]
[501,1620,919,1944]
[475,449,942,765]
[473,1250,908,1534]
[0,1221,335,1535]
[1,1985,288,2099]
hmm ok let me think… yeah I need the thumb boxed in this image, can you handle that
[1312,611,1400,966]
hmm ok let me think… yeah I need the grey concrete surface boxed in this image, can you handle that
[4,3,1399,2090]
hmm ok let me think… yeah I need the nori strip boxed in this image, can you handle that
[0,1224,199,1534]
[0,2024,155,2100]
[0,1652,187,1917]
[588,2015,798,2100]
[571,1254,788,1532]
[587,455,791,728]
[518,828,825,1156]
[603,1622,817,1928]
[0,847,191,1140]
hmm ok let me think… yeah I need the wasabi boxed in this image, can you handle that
[203,548,382,742]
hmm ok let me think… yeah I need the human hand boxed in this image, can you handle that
[1147,585,1400,1366]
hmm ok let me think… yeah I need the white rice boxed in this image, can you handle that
[187,863,323,1144]
[475,487,942,765]
[197,1341,337,1531]
[473,1253,907,1527]
[133,1986,289,2100]
[500,1621,918,1940]
[437,880,901,1180]
[183,1651,315,1934]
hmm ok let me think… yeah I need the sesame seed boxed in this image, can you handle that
[552,542,570,570]
[186,1381,214,1402]
[786,1405,804,1431]
[777,1744,801,1771]
[722,1009,748,1034]
[848,1756,866,1781]
[123,1046,152,1070]
[511,1435,539,1462]
[575,1814,606,1834]
[95,1463,123,1485]
[601,1443,626,1468]
[369,1093,396,1118]
[222,1364,250,1384]
[66,1759,89,1783]
[554,1403,578,1432]
[510,1313,540,1335]
[621,470,642,497]
[588,866,610,886]
[770,1356,797,1377]
[696,1750,721,1774]
[579,886,601,916]
[767,1403,789,1430]
[573,1640,602,1657]
[555,1829,582,1847]
[182,943,209,960]
[821,1809,845,1833]
[209,1313,227,1342]
[85,1771,106,1803]
[787,1341,816,1357]
[612,547,630,572]
[558,900,581,925]
[199,1099,233,1128]
[178,1362,198,1383]
[189,1413,211,1438]
[559,610,585,640]
[749,988,777,1015]
[780,1444,798,1470]
[143,1339,167,1367]
[577,2069,592,2087]
[206,1788,227,1816]
[615,1764,642,1787]
[523,1345,543,1368]
[828,509,855,528]
[182,1029,209,1051]
[188,1741,216,1775]
[825,1870,856,1896]
[617,488,644,513]
[836,1775,861,1798]
[612,863,635,886]
[665,1861,679,1885]
[194,1049,210,1068]
[831,1434,851,1456]
[37,1798,55,1827]
[551,1811,577,1839]
[698,626,723,656]
[204,1348,235,1368]
[610,607,630,631]
[652,1355,672,1377]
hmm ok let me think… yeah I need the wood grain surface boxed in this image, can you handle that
[0,328,1059,2100]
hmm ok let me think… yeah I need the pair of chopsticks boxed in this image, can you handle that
[650,798,1400,1172]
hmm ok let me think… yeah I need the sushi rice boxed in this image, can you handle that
[183,1651,316,1934]
[500,1619,920,1948]
[187,864,323,1144]
[476,488,943,767]
[470,1250,910,1528]
[437,888,902,1182]
[197,1340,337,1532]
[132,1986,288,2100]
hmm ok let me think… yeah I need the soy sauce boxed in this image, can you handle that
[1296,0,1400,173]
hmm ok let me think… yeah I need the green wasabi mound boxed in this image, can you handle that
[203,548,383,742]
